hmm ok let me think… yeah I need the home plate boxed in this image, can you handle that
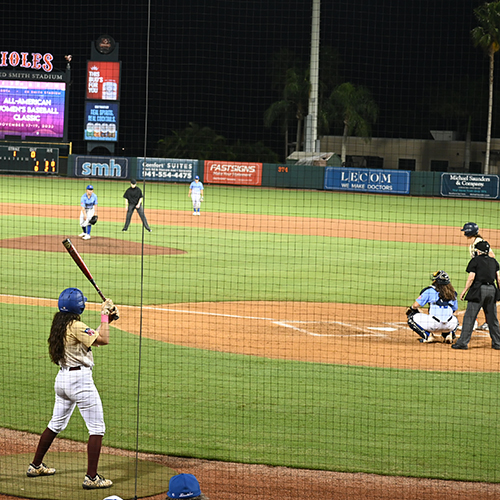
[367,327,397,331]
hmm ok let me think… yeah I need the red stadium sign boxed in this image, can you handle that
[205,160,262,186]
[86,61,121,101]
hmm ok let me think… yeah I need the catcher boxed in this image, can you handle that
[406,270,459,344]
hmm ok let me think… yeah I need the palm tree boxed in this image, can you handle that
[264,47,341,158]
[155,123,280,162]
[329,82,379,165]
[471,1,500,174]
[264,50,310,156]
[425,77,489,169]
[155,122,230,160]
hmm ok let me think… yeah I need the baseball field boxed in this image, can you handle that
[1,175,500,499]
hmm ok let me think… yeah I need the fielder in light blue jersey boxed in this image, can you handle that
[188,176,204,215]
[79,185,98,240]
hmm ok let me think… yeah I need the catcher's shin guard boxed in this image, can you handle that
[407,315,429,340]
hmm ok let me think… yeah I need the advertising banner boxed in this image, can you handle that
[440,173,499,199]
[137,158,197,182]
[83,102,119,142]
[74,155,128,179]
[324,167,410,194]
[86,61,121,101]
[205,160,262,185]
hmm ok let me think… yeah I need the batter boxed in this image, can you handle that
[79,185,98,240]
[26,287,117,490]
[461,222,496,259]
[189,175,204,215]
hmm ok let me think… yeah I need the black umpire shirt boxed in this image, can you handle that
[465,254,500,301]
[123,186,143,207]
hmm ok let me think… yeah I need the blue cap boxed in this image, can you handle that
[195,175,199,180]
[167,474,201,499]
[86,185,94,190]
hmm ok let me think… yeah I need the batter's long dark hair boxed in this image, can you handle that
[434,283,456,302]
[48,311,80,365]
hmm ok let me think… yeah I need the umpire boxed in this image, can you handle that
[122,179,152,232]
[453,240,500,350]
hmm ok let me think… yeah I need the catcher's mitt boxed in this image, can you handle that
[89,215,98,225]
[406,307,418,318]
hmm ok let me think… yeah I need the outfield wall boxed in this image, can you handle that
[65,154,500,199]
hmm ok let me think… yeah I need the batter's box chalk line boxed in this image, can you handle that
[141,306,389,337]
[273,320,390,338]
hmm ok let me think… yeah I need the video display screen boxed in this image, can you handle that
[84,101,119,142]
[86,61,121,101]
[0,79,66,139]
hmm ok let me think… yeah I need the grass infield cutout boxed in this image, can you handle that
[0,452,175,500]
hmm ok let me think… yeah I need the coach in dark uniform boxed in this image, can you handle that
[122,179,152,232]
[453,240,500,350]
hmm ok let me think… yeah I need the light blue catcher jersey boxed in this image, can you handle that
[416,286,457,320]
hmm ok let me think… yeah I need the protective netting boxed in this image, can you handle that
[1,2,500,499]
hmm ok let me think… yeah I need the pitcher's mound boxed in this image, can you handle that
[0,235,186,256]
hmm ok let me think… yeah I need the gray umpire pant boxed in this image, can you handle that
[123,204,151,231]
[456,284,500,348]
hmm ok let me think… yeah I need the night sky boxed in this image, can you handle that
[2,0,492,159]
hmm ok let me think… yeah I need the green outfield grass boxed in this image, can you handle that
[3,174,500,225]
[1,175,500,482]
[0,217,467,306]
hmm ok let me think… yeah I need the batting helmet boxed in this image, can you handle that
[431,270,451,285]
[461,222,479,237]
[58,288,87,314]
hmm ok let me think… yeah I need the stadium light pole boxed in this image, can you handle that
[305,0,320,152]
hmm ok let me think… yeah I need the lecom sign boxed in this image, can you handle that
[205,160,262,185]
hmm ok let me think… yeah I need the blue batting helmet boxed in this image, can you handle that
[58,288,87,314]
[461,222,479,237]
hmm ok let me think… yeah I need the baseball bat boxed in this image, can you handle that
[62,239,118,319]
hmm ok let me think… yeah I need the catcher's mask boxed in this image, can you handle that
[431,270,450,285]
[461,222,479,237]
[58,288,87,314]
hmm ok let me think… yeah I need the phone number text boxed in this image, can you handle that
[142,170,193,179]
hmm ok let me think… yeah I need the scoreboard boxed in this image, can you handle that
[0,146,59,173]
